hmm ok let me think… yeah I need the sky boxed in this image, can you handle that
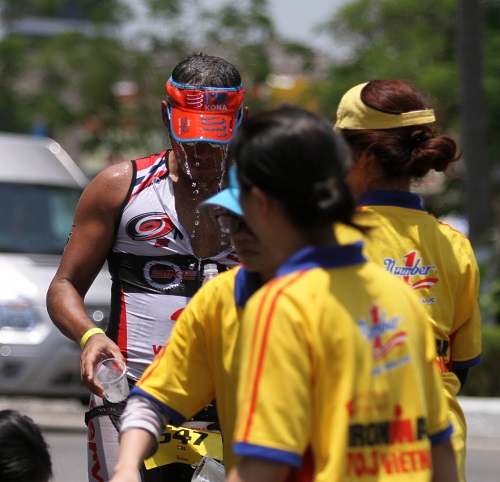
[265,0,348,51]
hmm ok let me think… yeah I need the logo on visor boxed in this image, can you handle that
[180,117,190,134]
[202,116,230,138]
[205,92,228,111]
[184,92,229,111]
[186,92,204,109]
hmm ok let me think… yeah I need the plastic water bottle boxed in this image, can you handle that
[202,263,219,286]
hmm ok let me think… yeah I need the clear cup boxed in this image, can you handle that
[94,358,129,403]
[191,455,225,482]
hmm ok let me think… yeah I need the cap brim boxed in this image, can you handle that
[166,79,245,144]
[335,82,435,130]
[201,187,242,215]
[169,107,242,144]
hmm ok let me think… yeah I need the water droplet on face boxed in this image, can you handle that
[190,233,195,238]
[192,182,197,188]
[193,190,199,195]
[195,162,200,167]
[177,143,192,178]
[217,145,230,188]
[194,220,199,226]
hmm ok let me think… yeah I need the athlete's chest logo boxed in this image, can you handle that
[126,212,183,246]
[383,250,438,290]
[144,260,197,291]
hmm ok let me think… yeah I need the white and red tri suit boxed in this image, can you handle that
[107,150,238,379]
[87,150,238,482]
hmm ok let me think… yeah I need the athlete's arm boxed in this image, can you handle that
[108,430,155,482]
[227,457,289,482]
[46,161,133,396]
[431,439,459,482]
[109,395,169,482]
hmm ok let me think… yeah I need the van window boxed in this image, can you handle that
[0,183,81,254]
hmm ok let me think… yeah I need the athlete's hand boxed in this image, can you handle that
[80,333,124,396]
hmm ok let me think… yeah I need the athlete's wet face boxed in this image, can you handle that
[171,139,229,183]
[162,98,233,184]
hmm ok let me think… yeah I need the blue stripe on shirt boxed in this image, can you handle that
[129,386,186,426]
[233,442,302,467]
[430,424,454,446]
[453,353,482,369]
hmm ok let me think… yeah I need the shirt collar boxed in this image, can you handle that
[276,242,366,277]
[357,190,425,211]
[234,268,263,307]
[234,242,367,306]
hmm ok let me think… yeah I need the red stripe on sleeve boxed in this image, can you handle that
[242,271,307,441]
[117,288,128,361]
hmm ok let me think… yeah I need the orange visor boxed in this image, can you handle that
[166,77,245,144]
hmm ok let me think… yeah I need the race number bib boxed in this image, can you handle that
[144,424,223,469]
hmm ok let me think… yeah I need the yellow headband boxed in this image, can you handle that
[335,82,436,130]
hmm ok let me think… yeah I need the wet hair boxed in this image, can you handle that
[230,105,358,230]
[0,410,52,482]
[171,52,241,88]
[340,80,460,181]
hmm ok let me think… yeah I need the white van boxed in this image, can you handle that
[0,133,110,399]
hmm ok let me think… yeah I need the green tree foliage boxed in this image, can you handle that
[459,325,500,396]
[205,1,276,83]
[0,0,315,169]
[1,0,128,24]
[140,0,316,115]
[317,0,459,125]
[0,36,31,132]
[314,0,463,219]
[481,0,500,163]
[0,0,136,160]
[316,0,500,223]
[318,0,500,160]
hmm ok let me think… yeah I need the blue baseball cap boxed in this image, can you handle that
[201,164,243,215]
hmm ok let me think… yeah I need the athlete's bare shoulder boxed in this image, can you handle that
[81,160,133,211]
[91,160,133,193]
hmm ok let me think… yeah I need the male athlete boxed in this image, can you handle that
[47,52,245,482]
